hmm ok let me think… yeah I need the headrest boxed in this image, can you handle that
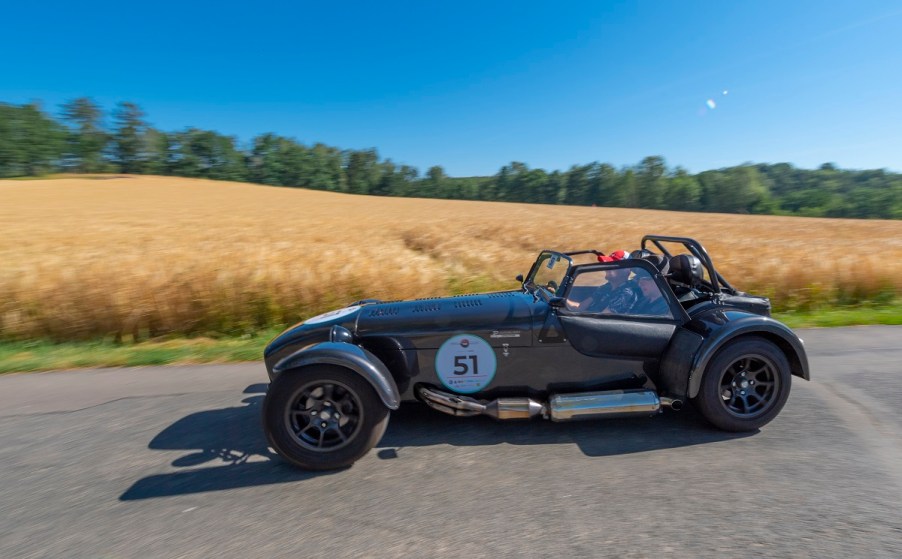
[669,254,703,286]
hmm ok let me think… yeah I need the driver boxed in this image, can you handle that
[583,250,639,314]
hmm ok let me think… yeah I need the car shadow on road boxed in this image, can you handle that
[376,400,753,459]
[120,384,331,501]
[120,383,752,500]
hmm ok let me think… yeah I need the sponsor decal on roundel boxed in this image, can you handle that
[435,334,497,394]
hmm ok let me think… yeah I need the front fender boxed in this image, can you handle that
[686,313,810,399]
[272,342,401,409]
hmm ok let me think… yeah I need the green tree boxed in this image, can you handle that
[0,103,66,177]
[345,149,380,195]
[563,164,592,205]
[309,143,345,191]
[170,128,246,181]
[699,166,772,214]
[111,102,148,173]
[664,167,701,211]
[594,163,620,207]
[61,97,108,172]
[636,156,667,209]
[424,165,448,197]
[248,133,285,185]
[542,169,565,205]
[141,128,172,175]
[617,169,639,208]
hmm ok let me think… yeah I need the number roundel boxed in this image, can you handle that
[435,334,497,394]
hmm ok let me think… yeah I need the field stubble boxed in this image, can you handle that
[2,175,901,342]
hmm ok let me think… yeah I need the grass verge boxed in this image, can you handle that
[0,329,282,374]
[1,304,901,374]
[775,303,902,328]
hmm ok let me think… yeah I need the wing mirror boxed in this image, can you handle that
[516,274,524,283]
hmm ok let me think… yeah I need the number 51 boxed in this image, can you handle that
[453,355,479,375]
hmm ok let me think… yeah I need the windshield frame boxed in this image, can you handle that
[524,250,573,296]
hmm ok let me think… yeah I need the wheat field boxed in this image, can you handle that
[2,175,901,341]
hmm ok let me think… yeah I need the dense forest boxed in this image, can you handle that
[1,99,900,219]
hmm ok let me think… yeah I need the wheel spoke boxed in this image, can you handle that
[303,389,323,410]
[746,393,762,412]
[334,398,351,415]
[322,384,335,401]
[291,410,313,429]
[285,378,368,452]
[739,394,750,413]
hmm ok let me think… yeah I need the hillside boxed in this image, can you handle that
[2,175,901,341]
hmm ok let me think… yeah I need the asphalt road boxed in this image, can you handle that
[1,326,901,558]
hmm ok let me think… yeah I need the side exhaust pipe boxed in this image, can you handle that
[416,385,545,419]
[416,385,682,422]
[548,389,681,421]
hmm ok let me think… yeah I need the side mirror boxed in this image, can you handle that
[516,274,524,283]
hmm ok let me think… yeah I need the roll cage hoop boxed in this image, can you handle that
[641,235,734,294]
[522,236,734,299]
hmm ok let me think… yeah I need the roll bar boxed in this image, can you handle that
[640,235,734,294]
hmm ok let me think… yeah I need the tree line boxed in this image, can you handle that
[2,99,900,219]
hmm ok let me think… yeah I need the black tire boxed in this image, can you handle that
[694,336,791,432]
[262,365,389,470]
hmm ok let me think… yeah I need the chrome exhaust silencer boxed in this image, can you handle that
[416,385,681,422]
[549,389,681,421]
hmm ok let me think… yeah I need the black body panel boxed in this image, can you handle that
[557,314,677,360]
[356,291,534,348]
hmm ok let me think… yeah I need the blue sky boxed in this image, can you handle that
[2,0,900,176]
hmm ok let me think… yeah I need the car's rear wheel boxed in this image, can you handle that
[694,337,791,432]
[263,366,389,470]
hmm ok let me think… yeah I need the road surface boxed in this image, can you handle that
[1,326,900,558]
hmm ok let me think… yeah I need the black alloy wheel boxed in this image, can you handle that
[717,355,780,418]
[263,365,389,470]
[287,379,364,451]
[695,337,791,432]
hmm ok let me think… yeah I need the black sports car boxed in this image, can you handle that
[262,235,810,470]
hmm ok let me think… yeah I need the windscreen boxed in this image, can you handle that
[527,251,571,294]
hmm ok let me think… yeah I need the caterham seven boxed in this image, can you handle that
[262,236,809,470]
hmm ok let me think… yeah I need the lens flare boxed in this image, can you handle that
[722,89,729,95]
[706,99,716,109]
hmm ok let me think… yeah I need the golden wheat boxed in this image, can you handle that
[2,175,901,341]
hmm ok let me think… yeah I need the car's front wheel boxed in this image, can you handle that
[694,337,791,432]
[263,365,389,470]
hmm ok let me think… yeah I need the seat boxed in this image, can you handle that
[669,254,703,287]
[668,254,705,305]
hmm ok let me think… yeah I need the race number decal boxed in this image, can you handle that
[435,334,497,394]
[304,305,361,325]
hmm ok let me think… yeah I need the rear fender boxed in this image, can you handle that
[272,342,401,409]
[687,316,810,399]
